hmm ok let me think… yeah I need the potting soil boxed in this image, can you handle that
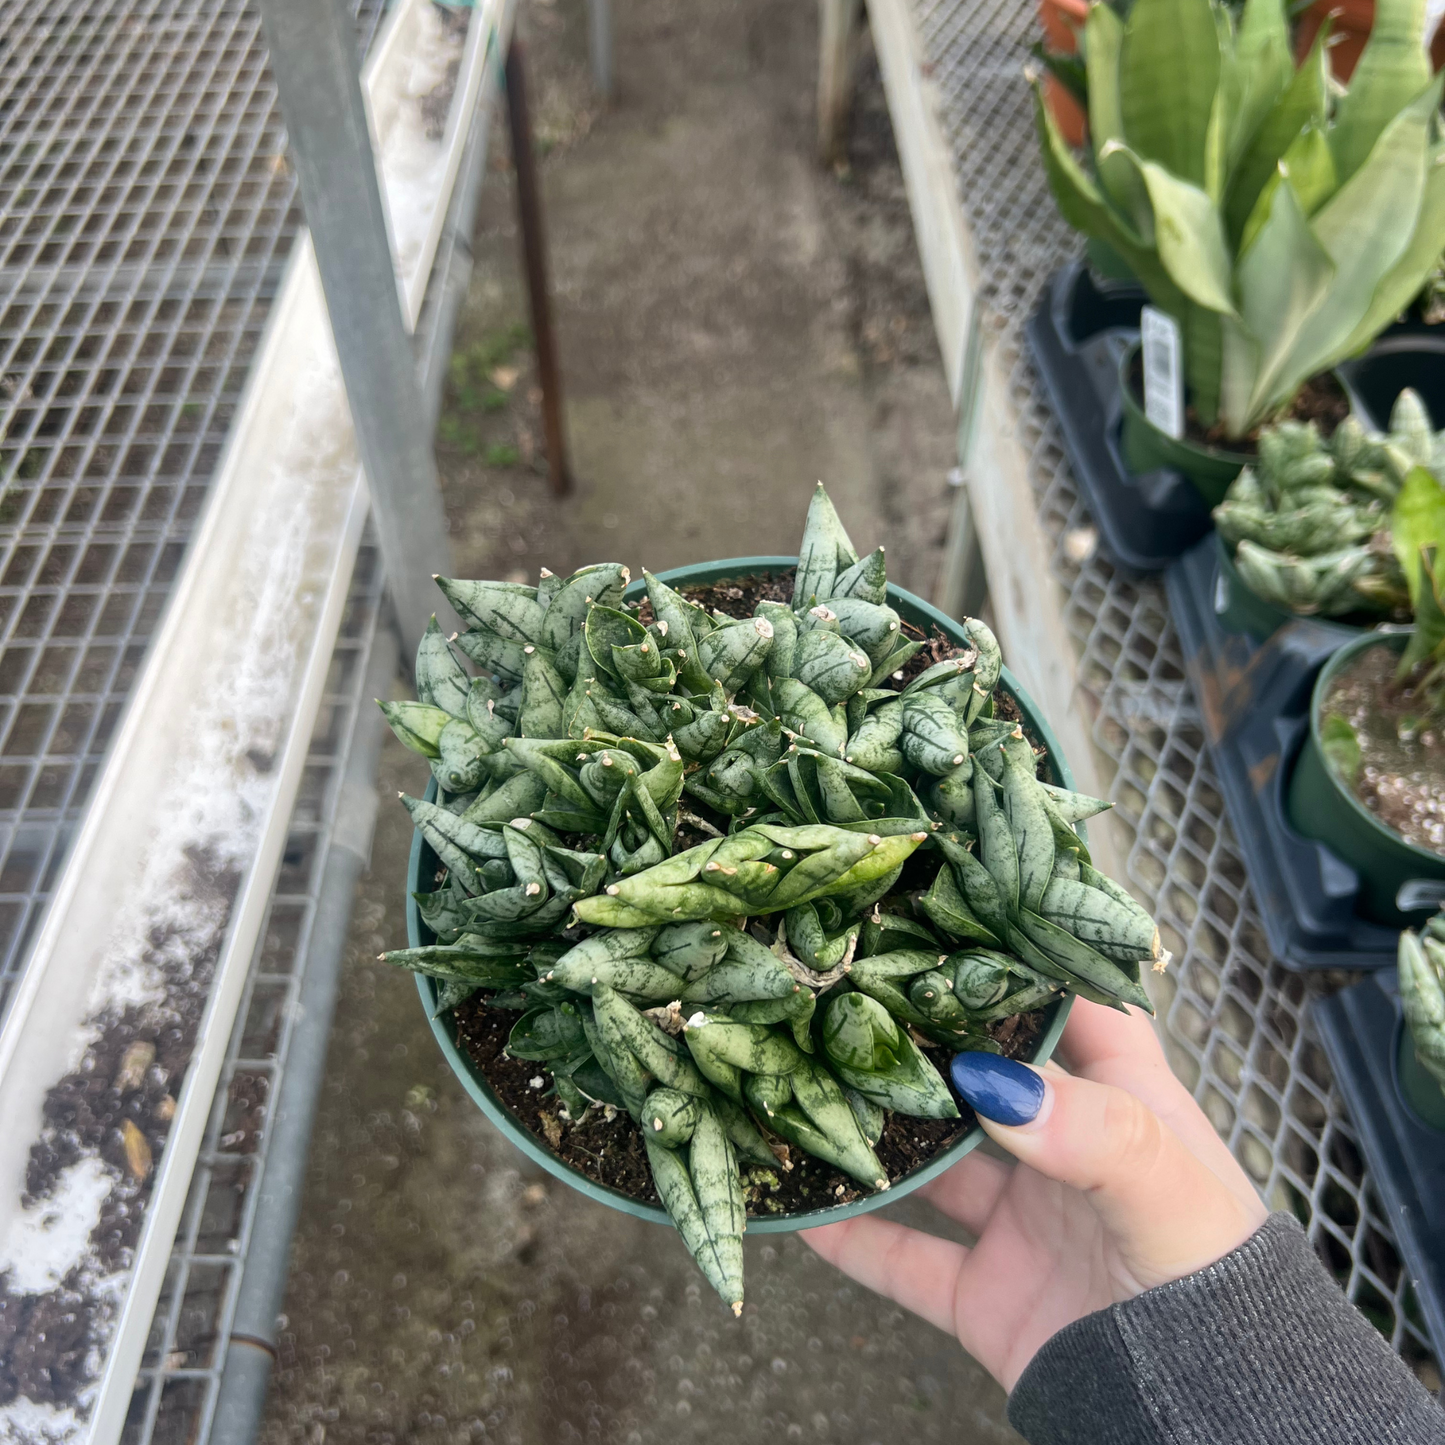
[1322,642,1445,857]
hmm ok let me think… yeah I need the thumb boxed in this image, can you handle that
[950,1052,1267,1293]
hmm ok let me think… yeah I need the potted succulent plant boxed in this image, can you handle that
[1210,391,1443,639]
[375,487,1167,1312]
[1398,910,1445,1128]
[1287,503,1445,923]
[1034,0,1445,504]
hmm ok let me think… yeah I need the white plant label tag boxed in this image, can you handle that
[1140,306,1184,441]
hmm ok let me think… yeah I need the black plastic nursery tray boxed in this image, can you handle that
[1027,262,1214,573]
[1313,972,1445,1356]
[1338,330,1445,429]
[1165,538,1402,971]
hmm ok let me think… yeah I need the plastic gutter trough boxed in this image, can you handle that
[0,1,513,1439]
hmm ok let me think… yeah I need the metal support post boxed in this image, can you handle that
[256,0,451,652]
[505,40,575,498]
[935,304,989,620]
[817,0,862,167]
[587,0,614,98]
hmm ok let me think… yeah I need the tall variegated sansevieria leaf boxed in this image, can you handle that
[1036,0,1445,438]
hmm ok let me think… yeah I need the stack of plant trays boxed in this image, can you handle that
[0,2,512,1441]
[868,0,1443,1390]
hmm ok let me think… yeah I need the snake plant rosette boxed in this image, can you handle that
[376,486,1167,1312]
[1210,395,1445,638]
[1033,0,1445,502]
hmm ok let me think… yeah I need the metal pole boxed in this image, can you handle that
[505,40,574,498]
[256,0,451,652]
[586,0,614,98]
[817,0,862,167]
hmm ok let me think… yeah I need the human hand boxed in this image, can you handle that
[801,999,1268,1392]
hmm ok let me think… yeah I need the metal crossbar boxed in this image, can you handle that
[909,0,1440,1386]
[0,0,387,1024]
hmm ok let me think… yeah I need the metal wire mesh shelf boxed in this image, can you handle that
[121,532,385,1445]
[0,0,387,1024]
[909,0,1441,1387]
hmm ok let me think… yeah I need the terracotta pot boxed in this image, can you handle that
[1039,0,1090,147]
[1295,0,1445,81]
[1039,0,1089,51]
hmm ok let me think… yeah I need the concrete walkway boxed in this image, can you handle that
[260,2,1016,1441]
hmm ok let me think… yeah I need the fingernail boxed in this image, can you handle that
[950,1052,1046,1127]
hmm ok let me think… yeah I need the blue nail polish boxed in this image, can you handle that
[950,1052,1045,1126]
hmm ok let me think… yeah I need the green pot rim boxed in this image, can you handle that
[1396,1018,1445,1132]
[1117,339,1256,468]
[1212,532,1368,643]
[407,556,1077,1232]
[1305,629,1444,870]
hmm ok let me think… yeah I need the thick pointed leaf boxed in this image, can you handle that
[1330,0,1432,186]
[1086,5,1150,229]
[1118,154,1236,315]
[1272,80,1437,401]
[415,616,472,717]
[437,579,545,643]
[1184,300,1225,428]
[792,482,859,608]
[1118,0,1221,187]
[1239,124,1335,254]
[1392,467,1445,613]
[1223,29,1329,246]
[1229,0,1292,166]
[1231,173,1335,431]
[1334,146,1445,360]
[1033,90,1186,315]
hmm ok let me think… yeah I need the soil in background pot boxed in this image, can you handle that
[441,567,1060,1217]
[454,991,1045,1216]
[1319,642,1445,858]
[1125,350,1351,453]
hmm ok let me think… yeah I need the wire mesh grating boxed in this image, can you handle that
[911,0,1441,1386]
[122,532,385,1445]
[0,0,389,1024]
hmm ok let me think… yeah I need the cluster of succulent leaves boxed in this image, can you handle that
[1035,0,1445,437]
[1214,390,1445,618]
[1400,910,1445,1089]
[376,485,1166,1311]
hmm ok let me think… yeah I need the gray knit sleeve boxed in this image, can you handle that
[1007,1212,1445,1445]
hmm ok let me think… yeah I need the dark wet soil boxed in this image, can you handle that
[0,851,240,1408]
[1320,643,1445,856]
[453,989,1045,1217]
[1127,352,1352,452]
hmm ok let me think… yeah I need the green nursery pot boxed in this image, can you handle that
[1397,1021,1445,1131]
[1212,533,1366,645]
[1287,630,1445,927]
[1118,341,1251,506]
[408,556,1076,1232]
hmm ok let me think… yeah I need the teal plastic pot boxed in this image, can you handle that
[408,556,1076,1231]
[1286,630,1445,926]
[1118,341,1251,506]
[1397,1021,1445,1132]
[1212,533,1366,645]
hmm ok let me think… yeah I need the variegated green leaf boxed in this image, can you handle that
[1118,0,1221,188]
